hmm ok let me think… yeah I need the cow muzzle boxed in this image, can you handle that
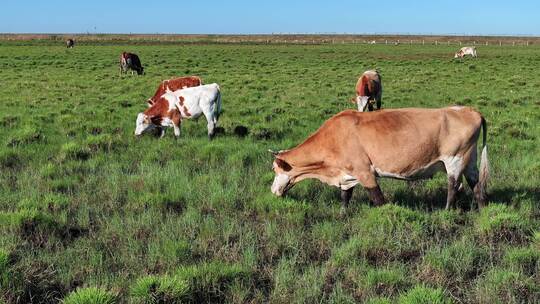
[271,173,292,196]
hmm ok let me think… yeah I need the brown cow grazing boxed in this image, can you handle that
[147,76,203,106]
[352,70,382,112]
[270,106,489,213]
[120,52,144,75]
[66,39,74,48]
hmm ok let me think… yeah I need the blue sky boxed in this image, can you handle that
[1,1,539,36]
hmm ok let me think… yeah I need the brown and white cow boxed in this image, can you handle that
[352,70,382,112]
[454,46,477,58]
[120,52,144,75]
[270,106,489,212]
[135,83,221,139]
[146,76,203,106]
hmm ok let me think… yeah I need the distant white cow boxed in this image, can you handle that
[455,46,477,58]
[135,83,222,139]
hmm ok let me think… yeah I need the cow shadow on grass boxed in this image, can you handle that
[391,186,450,211]
[488,187,540,206]
[390,185,540,211]
[283,183,540,214]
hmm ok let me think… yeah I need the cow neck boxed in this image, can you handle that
[280,142,325,177]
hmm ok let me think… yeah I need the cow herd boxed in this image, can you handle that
[101,44,487,213]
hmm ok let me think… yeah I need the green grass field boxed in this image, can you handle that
[0,40,539,303]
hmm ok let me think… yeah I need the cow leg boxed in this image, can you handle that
[172,121,181,138]
[443,156,465,210]
[445,175,460,210]
[366,185,385,206]
[207,121,216,139]
[368,103,374,112]
[463,151,485,209]
[353,170,385,206]
[352,169,386,206]
[340,187,353,216]
[202,109,216,140]
[170,110,182,138]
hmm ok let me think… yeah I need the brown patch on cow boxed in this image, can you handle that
[150,116,163,125]
[144,97,168,117]
[147,76,202,105]
[182,105,191,117]
[169,109,181,126]
[356,75,370,96]
[179,96,185,106]
[275,158,292,171]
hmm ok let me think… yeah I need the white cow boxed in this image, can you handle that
[135,83,221,139]
[454,47,477,58]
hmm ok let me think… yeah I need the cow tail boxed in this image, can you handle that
[477,116,489,204]
[214,84,222,123]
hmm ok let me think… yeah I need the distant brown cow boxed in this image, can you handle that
[352,70,382,112]
[120,52,144,75]
[66,39,74,48]
[147,76,203,106]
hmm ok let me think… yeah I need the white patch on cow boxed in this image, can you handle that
[357,96,370,112]
[450,106,464,111]
[134,113,149,136]
[162,94,177,112]
[441,155,464,179]
[160,117,174,127]
[339,174,359,190]
[271,173,291,196]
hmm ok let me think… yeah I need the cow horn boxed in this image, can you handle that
[268,149,279,156]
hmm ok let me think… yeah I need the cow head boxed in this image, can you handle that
[454,52,462,58]
[270,150,296,196]
[137,66,145,75]
[134,113,155,136]
[355,96,371,112]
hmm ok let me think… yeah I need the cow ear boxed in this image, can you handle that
[275,158,292,172]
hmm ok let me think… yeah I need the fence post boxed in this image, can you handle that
[422,40,425,45]
[486,41,488,46]
[513,41,515,46]
[527,41,529,46]
[499,41,502,46]
[435,41,438,45]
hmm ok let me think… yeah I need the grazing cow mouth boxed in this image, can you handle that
[271,173,293,196]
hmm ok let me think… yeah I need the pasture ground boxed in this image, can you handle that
[0,40,539,303]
